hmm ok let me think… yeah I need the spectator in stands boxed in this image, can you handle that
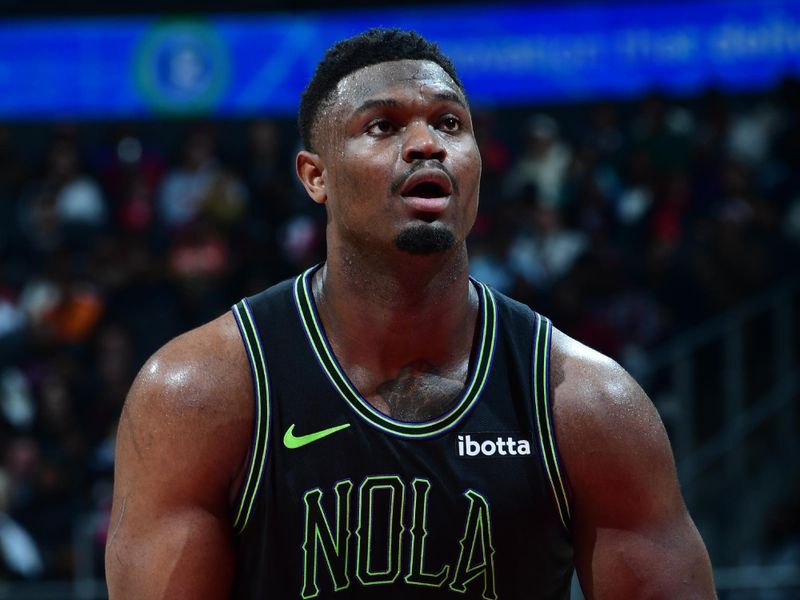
[503,114,572,207]
[0,469,43,580]
[507,198,587,292]
[157,126,248,230]
[245,119,296,225]
[100,126,165,235]
[18,131,107,253]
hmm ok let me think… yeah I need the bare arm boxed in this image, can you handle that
[551,329,715,599]
[105,313,252,599]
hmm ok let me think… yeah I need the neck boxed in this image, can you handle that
[313,242,477,377]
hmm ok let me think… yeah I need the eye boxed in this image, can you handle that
[366,119,396,136]
[438,115,462,133]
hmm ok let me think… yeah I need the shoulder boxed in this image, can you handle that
[548,326,676,509]
[119,310,253,500]
[547,327,716,596]
[550,325,657,437]
[128,311,250,421]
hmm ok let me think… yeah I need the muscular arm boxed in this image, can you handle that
[105,313,252,599]
[551,329,715,599]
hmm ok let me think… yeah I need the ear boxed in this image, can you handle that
[296,150,327,205]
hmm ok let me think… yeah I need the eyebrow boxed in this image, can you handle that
[351,91,468,117]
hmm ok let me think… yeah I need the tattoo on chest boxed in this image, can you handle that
[374,360,465,422]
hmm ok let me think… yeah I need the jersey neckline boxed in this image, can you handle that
[292,265,497,439]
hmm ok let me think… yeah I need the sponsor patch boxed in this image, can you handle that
[456,433,532,458]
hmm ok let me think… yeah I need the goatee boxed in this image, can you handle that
[394,224,455,255]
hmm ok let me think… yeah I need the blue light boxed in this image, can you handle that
[0,1,798,119]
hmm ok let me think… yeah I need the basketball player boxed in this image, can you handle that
[105,29,715,599]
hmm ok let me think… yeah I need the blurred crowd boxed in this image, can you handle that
[0,78,799,583]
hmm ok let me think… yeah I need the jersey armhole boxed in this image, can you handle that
[231,298,272,535]
[531,313,573,533]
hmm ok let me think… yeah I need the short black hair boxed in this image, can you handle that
[298,28,465,151]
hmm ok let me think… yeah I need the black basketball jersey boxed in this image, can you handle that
[229,266,574,599]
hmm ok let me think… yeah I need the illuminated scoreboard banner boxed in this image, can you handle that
[0,0,799,118]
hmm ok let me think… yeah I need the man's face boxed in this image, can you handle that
[307,59,481,257]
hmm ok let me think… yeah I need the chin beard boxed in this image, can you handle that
[394,223,456,255]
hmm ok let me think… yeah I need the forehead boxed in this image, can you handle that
[333,59,465,112]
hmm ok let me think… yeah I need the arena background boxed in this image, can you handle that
[0,0,799,597]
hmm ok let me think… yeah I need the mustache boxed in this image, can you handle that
[389,161,458,196]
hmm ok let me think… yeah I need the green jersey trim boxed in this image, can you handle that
[292,266,497,439]
[532,314,571,531]
[231,299,271,534]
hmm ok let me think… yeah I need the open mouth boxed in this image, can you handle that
[403,181,448,198]
[398,169,454,200]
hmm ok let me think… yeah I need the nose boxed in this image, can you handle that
[402,121,446,163]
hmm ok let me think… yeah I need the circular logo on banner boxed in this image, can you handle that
[134,20,230,114]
